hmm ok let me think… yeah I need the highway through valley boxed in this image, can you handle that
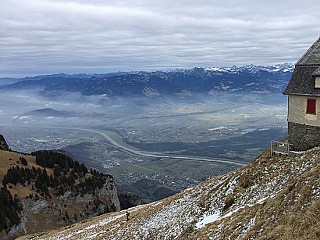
[77,128,247,167]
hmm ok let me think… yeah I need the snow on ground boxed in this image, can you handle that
[196,213,220,229]
[236,217,256,240]
[50,213,123,240]
[19,147,320,240]
[208,126,227,131]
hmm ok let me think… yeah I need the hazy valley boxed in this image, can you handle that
[0,65,290,202]
[1,0,318,238]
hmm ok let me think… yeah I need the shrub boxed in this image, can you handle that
[239,174,253,189]
[223,194,235,211]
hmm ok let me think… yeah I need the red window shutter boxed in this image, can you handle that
[307,99,316,114]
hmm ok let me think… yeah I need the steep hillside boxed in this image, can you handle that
[19,147,320,240]
[0,135,120,240]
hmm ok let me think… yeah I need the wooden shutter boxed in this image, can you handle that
[307,99,316,114]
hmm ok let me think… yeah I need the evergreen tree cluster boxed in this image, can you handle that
[0,150,117,234]
[33,151,115,196]
[76,169,113,194]
[0,187,21,232]
[2,150,114,197]
[2,166,53,196]
[32,150,88,174]
[19,157,28,166]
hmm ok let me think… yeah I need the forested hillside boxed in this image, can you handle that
[0,135,120,240]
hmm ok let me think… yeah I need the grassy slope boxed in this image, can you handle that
[0,148,120,239]
[0,150,70,235]
[17,148,320,240]
[0,150,40,197]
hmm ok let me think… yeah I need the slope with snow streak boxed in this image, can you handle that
[19,147,320,240]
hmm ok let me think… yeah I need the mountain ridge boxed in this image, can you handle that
[0,64,293,97]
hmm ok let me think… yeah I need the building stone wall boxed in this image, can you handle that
[288,122,320,150]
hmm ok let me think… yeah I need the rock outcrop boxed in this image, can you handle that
[0,134,9,151]
[0,136,120,240]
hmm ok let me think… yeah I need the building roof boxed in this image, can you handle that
[283,37,320,96]
[297,37,320,66]
[283,66,320,95]
[312,67,320,76]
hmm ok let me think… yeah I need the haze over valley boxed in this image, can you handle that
[2,1,320,238]
[0,65,290,201]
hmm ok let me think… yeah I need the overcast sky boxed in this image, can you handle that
[1,0,320,77]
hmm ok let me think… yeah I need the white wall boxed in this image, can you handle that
[288,95,320,126]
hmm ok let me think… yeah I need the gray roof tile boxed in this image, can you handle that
[297,37,320,65]
[312,67,320,76]
[283,66,320,95]
[284,37,320,96]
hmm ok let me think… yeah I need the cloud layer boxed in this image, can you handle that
[1,0,320,77]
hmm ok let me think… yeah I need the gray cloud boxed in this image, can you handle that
[1,0,319,77]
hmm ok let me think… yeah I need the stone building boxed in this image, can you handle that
[283,37,320,150]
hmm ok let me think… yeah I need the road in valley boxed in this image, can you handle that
[76,128,247,167]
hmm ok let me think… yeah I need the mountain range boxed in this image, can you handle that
[0,64,293,97]
[0,64,304,239]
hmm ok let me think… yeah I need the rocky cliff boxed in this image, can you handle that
[0,135,120,240]
[0,134,9,151]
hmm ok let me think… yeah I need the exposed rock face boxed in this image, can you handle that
[4,177,120,240]
[0,134,9,151]
[0,136,121,240]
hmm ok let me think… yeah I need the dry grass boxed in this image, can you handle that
[189,148,320,240]
[0,150,37,183]
[0,149,119,238]
[0,150,49,199]
[16,147,320,240]
[260,199,320,240]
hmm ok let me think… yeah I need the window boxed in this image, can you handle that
[315,77,320,88]
[306,98,316,114]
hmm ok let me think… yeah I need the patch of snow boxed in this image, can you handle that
[221,85,230,90]
[25,143,320,240]
[258,128,270,131]
[205,67,229,72]
[32,138,50,143]
[245,82,258,86]
[236,217,256,240]
[196,213,220,229]
[241,128,257,134]
[57,213,123,240]
[208,126,227,131]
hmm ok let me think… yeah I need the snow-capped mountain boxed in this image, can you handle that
[0,64,293,97]
[18,146,320,240]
